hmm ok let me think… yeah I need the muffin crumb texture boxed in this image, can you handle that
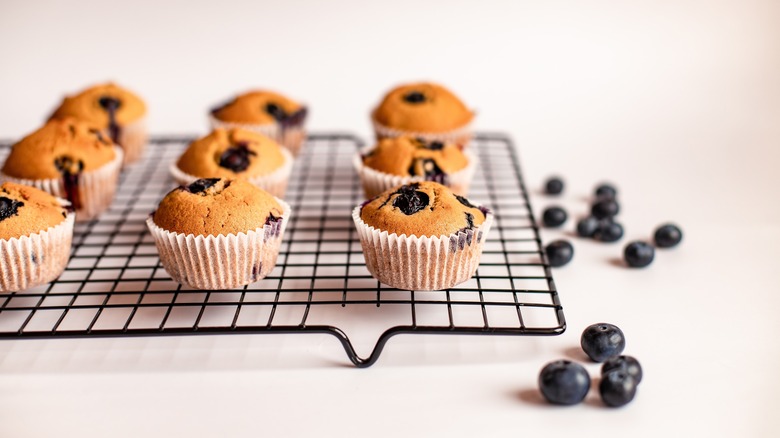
[360,181,485,237]
[0,182,68,240]
[153,178,283,236]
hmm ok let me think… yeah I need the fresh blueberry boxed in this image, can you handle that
[542,206,568,228]
[403,91,426,103]
[591,199,620,219]
[389,184,429,215]
[98,96,121,111]
[576,216,599,238]
[545,240,574,267]
[595,183,617,199]
[624,241,655,267]
[602,355,643,384]
[538,360,591,405]
[544,177,564,195]
[218,143,256,172]
[581,323,626,362]
[593,220,623,243]
[0,196,24,222]
[599,369,638,407]
[265,102,288,122]
[187,178,220,194]
[654,223,683,248]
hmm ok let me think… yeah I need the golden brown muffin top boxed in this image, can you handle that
[0,182,69,240]
[211,90,306,125]
[360,181,486,237]
[2,118,118,180]
[176,128,286,179]
[50,82,146,127]
[153,178,284,237]
[372,82,474,133]
[363,136,468,178]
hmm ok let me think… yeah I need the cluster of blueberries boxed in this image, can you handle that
[539,177,683,268]
[539,323,642,407]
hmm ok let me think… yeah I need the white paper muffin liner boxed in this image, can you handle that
[117,116,148,165]
[353,146,478,199]
[208,114,307,157]
[0,146,123,222]
[352,205,494,291]
[170,146,293,198]
[371,116,474,149]
[146,199,291,290]
[0,211,75,292]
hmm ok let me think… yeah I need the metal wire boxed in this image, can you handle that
[0,133,565,367]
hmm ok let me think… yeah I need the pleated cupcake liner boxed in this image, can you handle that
[352,205,494,291]
[170,146,293,198]
[117,117,148,165]
[146,198,291,290]
[353,146,478,199]
[208,114,307,157]
[0,210,75,292]
[0,146,123,222]
[370,117,474,149]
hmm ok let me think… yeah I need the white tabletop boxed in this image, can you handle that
[1,1,779,437]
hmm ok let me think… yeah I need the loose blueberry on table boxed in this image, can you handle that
[545,240,574,267]
[581,323,626,362]
[595,183,617,199]
[599,369,638,407]
[544,177,564,195]
[538,360,591,405]
[654,223,683,248]
[542,206,568,228]
[602,355,643,384]
[591,198,620,219]
[593,220,624,243]
[624,241,655,267]
[576,216,599,238]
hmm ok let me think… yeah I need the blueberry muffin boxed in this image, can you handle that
[1,118,123,222]
[352,181,493,291]
[371,82,474,147]
[210,90,308,156]
[50,82,147,164]
[354,135,476,198]
[0,182,75,292]
[171,128,292,198]
[147,178,291,290]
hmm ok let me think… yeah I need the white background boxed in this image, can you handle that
[1,0,779,437]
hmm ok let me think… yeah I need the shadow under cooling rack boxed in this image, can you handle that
[0,133,565,367]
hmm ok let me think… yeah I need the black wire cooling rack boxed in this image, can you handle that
[0,133,565,367]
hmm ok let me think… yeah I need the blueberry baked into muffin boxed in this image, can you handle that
[352,181,493,291]
[371,82,474,147]
[1,118,123,222]
[49,82,147,165]
[354,135,476,198]
[0,182,75,292]
[209,90,308,156]
[147,178,291,290]
[171,128,293,198]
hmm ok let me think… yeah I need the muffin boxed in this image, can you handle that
[171,128,292,198]
[147,178,291,290]
[0,118,123,222]
[0,182,75,292]
[353,135,477,198]
[352,181,493,291]
[209,90,308,156]
[50,82,147,165]
[371,82,474,147]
